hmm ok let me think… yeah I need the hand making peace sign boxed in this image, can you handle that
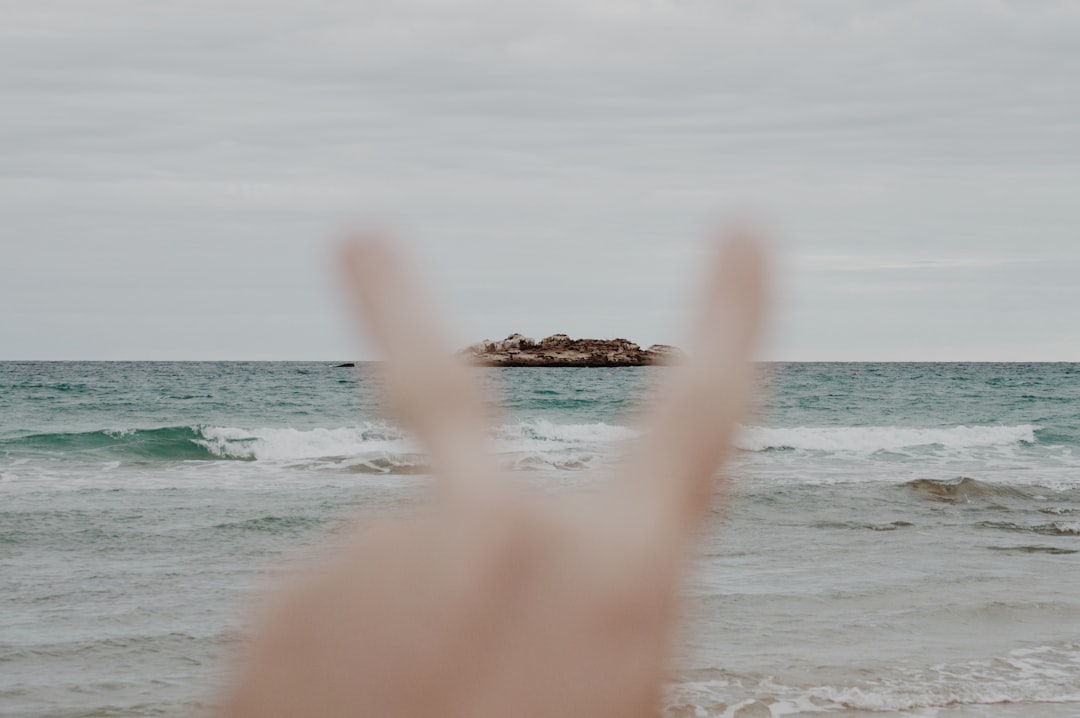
[220,229,767,718]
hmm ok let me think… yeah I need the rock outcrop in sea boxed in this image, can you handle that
[462,333,683,367]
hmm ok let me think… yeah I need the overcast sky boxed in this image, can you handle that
[3,0,1078,360]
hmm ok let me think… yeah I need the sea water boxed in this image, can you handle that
[2,362,1079,717]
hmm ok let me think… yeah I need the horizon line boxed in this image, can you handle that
[2,358,1078,364]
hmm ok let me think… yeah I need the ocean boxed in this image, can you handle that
[2,361,1079,717]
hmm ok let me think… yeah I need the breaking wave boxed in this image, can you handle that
[737,424,1037,453]
[0,419,637,473]
[0,427,225,461]
[195,424,411,461]
[2,421,1054,475]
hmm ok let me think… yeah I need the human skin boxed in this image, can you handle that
[218,229,767,718]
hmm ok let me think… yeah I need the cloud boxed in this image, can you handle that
[2,0,1079,358]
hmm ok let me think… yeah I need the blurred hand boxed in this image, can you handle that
[219,229,767,718]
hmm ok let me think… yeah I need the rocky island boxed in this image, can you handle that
[461,333,683,367]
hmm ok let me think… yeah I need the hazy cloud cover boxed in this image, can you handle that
[3,0,1078,359]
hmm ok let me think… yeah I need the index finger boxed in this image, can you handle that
[619,229,767,535]
[340,234,500,495]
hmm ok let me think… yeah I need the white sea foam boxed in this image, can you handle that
[737,424,1037,454]
[195,423,413,461]
[192,419,636,470]
[665,644,1080,717]
[493,418,637,446]
[493,419,636,471]
[194,421,1040,468]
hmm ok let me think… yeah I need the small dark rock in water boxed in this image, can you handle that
[461,333,684,367]
[334,362,356,368]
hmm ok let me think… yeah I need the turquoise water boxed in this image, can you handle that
[2,362,1080,716]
